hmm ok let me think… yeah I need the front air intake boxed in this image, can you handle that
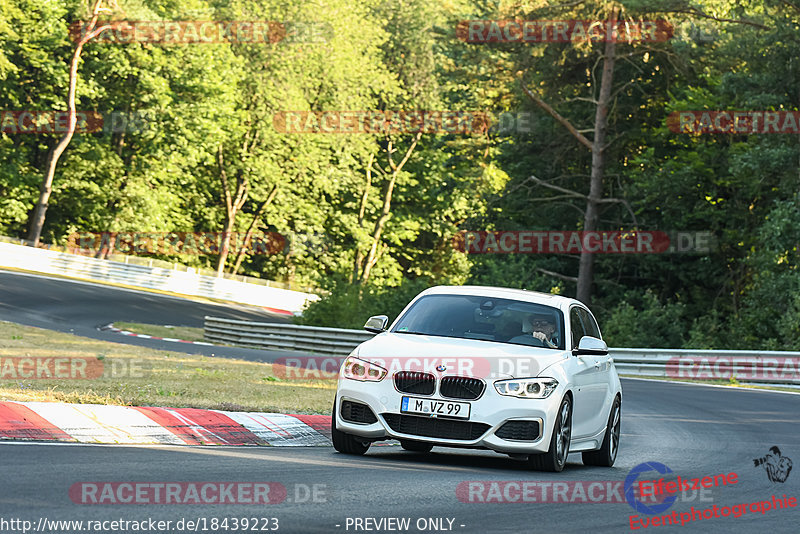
[340,400,378,424]
[382,413,490,441]
[495,420,541,441]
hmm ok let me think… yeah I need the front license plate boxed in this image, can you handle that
[401,397,471,419]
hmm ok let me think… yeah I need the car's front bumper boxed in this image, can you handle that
[334,377,564,454]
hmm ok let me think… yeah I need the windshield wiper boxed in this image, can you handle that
[393,330,428,335]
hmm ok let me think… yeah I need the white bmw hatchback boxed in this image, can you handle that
[332,285,622,471]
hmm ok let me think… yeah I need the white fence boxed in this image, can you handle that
[0,241,318,314]
[203,317,800,386]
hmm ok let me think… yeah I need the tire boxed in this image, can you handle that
[400,440,433,453]
[331,401,370,455]
[582,396,621,467]
[528,395,571,472]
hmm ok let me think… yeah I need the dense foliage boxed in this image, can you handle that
[1,0,798,348]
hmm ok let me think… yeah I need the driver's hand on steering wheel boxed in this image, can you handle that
[532,331,556,348]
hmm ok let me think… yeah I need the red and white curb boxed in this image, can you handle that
[261,306,295,317]
[0,401,332,446]
[99,323,215,346]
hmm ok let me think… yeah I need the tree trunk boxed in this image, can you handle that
[217,219,237,276]
[231,184,278,275]
[27,1,110,246]
[522,10,620,305]
[359,174,396,284]
[576,19,617,305]
[352,154,374,283]
[356,132,421,284]
[216,146,248,277]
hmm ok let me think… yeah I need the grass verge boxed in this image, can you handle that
[0,321,335,413]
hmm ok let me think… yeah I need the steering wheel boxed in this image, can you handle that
[509,334,547,347]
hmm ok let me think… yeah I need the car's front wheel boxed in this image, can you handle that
[582,396,620,467]
[528,395,571,472]
[331,401,370,455]
[400,440,433,453]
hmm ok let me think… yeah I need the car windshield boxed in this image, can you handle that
[391,294,565,350]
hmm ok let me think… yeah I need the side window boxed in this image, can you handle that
[577,308,601,339]
[569,307,586,350]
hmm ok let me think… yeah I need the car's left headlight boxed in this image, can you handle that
[342,356,388,382]
[494,378,558,399]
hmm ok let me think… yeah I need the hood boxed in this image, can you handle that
[354,332,568,379]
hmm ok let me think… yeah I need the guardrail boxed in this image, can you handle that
[204,317,800,386]
[611,348,800,385]
[0,240,319,315]
[204,316,374,355]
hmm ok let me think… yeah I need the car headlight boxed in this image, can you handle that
[342,356,387,382]
[494,378,558,399]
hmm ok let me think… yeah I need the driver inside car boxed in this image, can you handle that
[508,313,559,348]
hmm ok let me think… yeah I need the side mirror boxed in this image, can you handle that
[364,315,389,334]
[573,336,608,356]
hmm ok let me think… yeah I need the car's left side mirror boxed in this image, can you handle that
[364,315,389,334]
[573,336,608,356]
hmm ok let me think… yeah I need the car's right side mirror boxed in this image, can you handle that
[364,315,389,334]
[573,336,608,356]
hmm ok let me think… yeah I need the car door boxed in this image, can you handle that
[577,307,612,432]
[569,306,611,439]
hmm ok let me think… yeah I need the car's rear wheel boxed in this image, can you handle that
[582,396,620,467]
[331,401,370,455]
[528,395,571,472]
[400,440,433,453]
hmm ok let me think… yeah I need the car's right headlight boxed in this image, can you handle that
[494,378,558,399]
[342,356,388,382]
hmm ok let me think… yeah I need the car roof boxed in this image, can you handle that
[419,285,582,310]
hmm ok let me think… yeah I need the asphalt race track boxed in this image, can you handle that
[0,270,798,533]
[1,380,798,533]
[0,269,299,362]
